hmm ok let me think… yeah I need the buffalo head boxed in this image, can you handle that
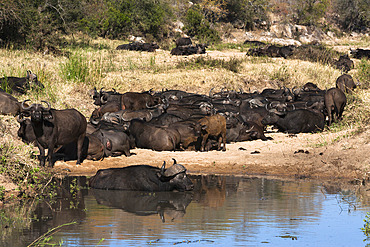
[26,70,44,90]
[158,159,194,191]
[21,100,52,122]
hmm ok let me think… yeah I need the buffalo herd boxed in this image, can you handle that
[0,41,366,190]
[0,71,360,169]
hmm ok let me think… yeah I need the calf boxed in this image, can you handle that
[56,134,105,161]
[90,101,122,124]
[195,114,226,152]
[324,88,346,126]
[20,100,87,167]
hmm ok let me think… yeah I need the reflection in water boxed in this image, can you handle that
[1,175,370,246]
[91,189,193,222]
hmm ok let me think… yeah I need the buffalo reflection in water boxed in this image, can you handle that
[91,189,193,222]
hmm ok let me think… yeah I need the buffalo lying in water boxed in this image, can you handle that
[89,159,194,191]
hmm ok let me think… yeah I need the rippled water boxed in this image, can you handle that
[2,175,370,246]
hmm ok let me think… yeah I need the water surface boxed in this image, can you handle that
[2,175,369,246]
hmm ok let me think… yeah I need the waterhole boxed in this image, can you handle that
[1,175,369,246]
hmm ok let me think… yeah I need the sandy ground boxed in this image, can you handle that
[53,127,370,182]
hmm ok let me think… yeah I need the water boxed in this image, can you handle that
[1,175,370,246]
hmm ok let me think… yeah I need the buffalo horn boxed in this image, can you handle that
[16,114,24,123]
[100,94,108,104]
[209,87,215,97]
[41,101,51,111]
[164,163,186,177]
[21,100,32,111]
[160,161,166,175]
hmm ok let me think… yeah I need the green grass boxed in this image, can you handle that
[176,56,245,73]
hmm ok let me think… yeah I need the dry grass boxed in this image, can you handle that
[0,36,369,139]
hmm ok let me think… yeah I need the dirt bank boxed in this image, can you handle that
[53,127,370,182]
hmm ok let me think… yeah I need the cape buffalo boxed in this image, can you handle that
[0,70,44,95]
[324,88,346,126]
[89,159,194,191]
[0,91,22,115]
[262,109,325,134]
[129,119,180,151]
[20,100,87,167]
[195,114,226,152]
[335,74,359,94]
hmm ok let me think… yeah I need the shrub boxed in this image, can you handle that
[183,5,221,44]
[223,0,270,30]
[80,0,173,41]
[334,0,369,32]
[293,0,330,26]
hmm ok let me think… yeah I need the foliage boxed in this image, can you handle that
[80,0,173,40]
[27,221,76,246]
[357,59,370,89]
[60,52,89,83]
[223,0,270,30]
[0,186,4,201]
[183,5,221,44]
[293,0,330,26]
[0,0,82,51]
[333,0,370,32]
[362,212,370,239]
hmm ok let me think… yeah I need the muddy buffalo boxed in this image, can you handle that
[89,159,194,191]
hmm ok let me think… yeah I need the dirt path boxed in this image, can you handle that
[54,127,370,182]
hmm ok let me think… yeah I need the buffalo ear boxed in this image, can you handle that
[105,139,112,151]
[42,112,53,120]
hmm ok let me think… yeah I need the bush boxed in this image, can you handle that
[334,0,369,32]
[293,0,330,26]
[223,0,270,30]
[80,0,173,41]
[183,5,221,44]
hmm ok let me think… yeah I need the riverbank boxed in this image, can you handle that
[53,126,370,182]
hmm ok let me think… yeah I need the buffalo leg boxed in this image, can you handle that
[221,132,226,151]
[76,133,86,165]
[217,135,222,151]
[37,143,46,166]
[47,142,56,167]
[327,107,333,126]
[201,134,209,152]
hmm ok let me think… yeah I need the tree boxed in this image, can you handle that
[334,0,370,32]
[293,0,330,26]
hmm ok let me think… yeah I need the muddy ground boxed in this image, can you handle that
[54,127,370,182]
